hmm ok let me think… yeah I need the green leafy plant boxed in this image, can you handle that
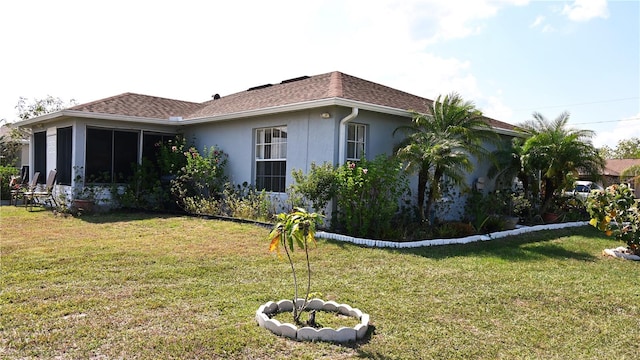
[334,155,408,239]
[172,145,228,211]
[157,135,187,176]
[222,182,273,221]
[289,162,338,214]
[113,160,166,210]
[0,165,19,200]
[586,183,640,255]
[267,208,323,324]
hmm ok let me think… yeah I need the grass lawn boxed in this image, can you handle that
[1,206,639,359]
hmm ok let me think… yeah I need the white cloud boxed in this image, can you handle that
[369,0,530,45]
[592,113,640,148]
[0,0,525,124]
[530,15,545,28]
[480,95,514,122]
[562,0,609,22]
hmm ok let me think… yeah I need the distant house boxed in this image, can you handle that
[603,159,640,197]
[13,71,516,217]
[0,124,29,172]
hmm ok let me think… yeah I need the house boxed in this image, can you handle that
[0,124,29,176]
[13,71,517,217]
[602,159,640,198]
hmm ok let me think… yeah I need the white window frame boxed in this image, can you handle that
[255,126,287,192]
[346,123,367,161]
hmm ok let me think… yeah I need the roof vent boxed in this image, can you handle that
[281,76,310,84]
[247,84,273,91]
[212,94,221,100]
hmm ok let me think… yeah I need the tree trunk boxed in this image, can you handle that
[425,168,443,225]
[417,170,428,221]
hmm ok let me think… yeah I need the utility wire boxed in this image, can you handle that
[514,97,639,111]
[572,116,640,126]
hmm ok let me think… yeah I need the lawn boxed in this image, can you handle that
[1,206,639,359]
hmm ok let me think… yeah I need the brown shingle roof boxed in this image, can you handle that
[69,93,202,119]
[604,159,640,176]
[66,71,515,130]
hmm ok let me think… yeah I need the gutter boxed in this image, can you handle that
[338,107,359,164]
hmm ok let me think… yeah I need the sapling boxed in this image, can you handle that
[267,207,323,324]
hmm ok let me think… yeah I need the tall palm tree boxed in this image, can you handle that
[395,92,498,222]
[518,111,605,212]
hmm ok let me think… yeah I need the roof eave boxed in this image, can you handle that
[13,98,519,135]
[181,98,415,125]
[14,110,179,127]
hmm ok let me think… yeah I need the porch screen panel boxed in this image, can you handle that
[33,131,46,183]
[142,133,176,174]
[86,128,113,182]
[113,130,139,182]
[56,126,72,185]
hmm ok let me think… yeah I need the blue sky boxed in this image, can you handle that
[1,0,638,148]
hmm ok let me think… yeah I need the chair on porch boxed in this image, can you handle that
[12,171,39,206]
[9,174,26,206]
[24,170,57,211]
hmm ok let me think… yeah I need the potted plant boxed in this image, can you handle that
[256,207,370,342]
[71,166,98,213]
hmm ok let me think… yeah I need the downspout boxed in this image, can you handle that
[338,107,359,164]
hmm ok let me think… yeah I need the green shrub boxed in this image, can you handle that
[334,155,409,239]
[221,182,274,221]
[289,162,337,213]
[172,145,228,202]
[586,184,640,255]
[435,221,476,238]
[0,165,20,200]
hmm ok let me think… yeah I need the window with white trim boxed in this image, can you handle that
[347,123,366,161]
[255,126,287,192]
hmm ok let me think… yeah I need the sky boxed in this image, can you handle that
[1,0,638,148]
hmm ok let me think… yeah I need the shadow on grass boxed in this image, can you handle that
[327,226,612,262]
[44,208,613,263]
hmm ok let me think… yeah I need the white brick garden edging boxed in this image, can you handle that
[315,222,589,249]
[256,298,369,342]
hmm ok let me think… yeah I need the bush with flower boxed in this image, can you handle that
[157,136,187,176]
[586,183,640,255]
[172,145,228,210]
[334,155,408,239]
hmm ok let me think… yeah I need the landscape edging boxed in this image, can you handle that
[316,222,589,249]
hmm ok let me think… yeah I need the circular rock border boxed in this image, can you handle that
[255,298,369,343]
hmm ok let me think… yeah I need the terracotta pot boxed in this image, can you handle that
[542,212,559,224]
[72,199,94,212]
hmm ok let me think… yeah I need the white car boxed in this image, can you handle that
[565,181,604,200]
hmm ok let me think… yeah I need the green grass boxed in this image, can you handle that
[1,206,639,359]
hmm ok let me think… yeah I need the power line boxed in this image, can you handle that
[514,97,639,111]
[572,116,640,126]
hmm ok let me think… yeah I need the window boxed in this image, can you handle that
[33,131,46,183]
[347,123,366,161]
[56,127,72,185]
[255,126,287,192]
[142,133,177,173]
[86,128,139,183]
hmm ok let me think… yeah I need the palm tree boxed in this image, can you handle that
[394,92,498,222]
[518,111,605,212]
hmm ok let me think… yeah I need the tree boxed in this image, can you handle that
[518,111,605,212]
[610,137,640,159]
[15,95,77,121]
[394,92,498,222]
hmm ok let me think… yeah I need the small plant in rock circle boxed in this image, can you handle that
[586,183,640,255]
[267,207,323,324]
